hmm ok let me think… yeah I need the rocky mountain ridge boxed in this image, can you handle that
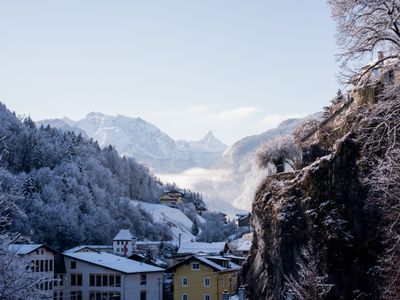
[38,113,227,173]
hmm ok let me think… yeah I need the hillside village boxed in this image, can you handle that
[7,227,250,300]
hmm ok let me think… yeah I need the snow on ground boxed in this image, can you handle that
[229,232,253,252]
[130,200,195,245]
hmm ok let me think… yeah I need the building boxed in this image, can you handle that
[159,191,184,206]
[167,255,240,300]
[8,244,61,298]
[65,245,114,254]
[113,229,137,257]
[62,251,164,300]
[234,241,252,257]
[236,213,251,229]
[177,241,229,256]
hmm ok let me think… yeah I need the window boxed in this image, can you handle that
[109,275,114,287]
[70,291,83,300]
[204,295,210,300]
[90,274,95,287]
[102,275,108,286]
[40,260,44,272]
[71,274,82,286]
[49,260,53,272]
[35,260,39,272]
[45,260,49,272]
[96,274,101,286]
[71,261,76,269]
[204,277,210,287]
[90,291,120,300]
[115,275,121,287]
[220,277,224,287]
[182,277,188,287]
[140,290,146,300]
[192,263,200,270]
[54,274,64,286]
[53,291,64,300]
[140,274,147,285]
[182,294,188,300]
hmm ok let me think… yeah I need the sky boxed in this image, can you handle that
[0,1,340,145]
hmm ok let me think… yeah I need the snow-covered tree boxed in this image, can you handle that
[285,247,333,300]
[329,0,400,81]
[0,192,50,300]
[258,135,302,172]
[197,212,238,242]
[191,219,199,236]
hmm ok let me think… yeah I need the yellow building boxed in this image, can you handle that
[167,255,240,300]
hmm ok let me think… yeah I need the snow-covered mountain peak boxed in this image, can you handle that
[189,131,227,153]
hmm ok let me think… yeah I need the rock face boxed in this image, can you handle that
[241,87,400,299]
[241,134,381,299]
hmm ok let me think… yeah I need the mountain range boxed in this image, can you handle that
[38,113,227,173]
[39,113,312,212]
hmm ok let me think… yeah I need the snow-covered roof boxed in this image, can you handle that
[8,244,58,255]
[8,244,43,255]
[167,255,240,273]
[136,241,164,246]
[64,245,112,253]
[236,240,252,252]
[63,252,164,274]
[177,241,227,255]
[113,229,135,241]
[195,256,226,271]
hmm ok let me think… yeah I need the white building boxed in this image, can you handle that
[113,229,137,257]
[8,244,60,298]
[62,251,164,300]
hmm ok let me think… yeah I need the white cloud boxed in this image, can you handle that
[260,113,303,129]
[207,106,259,121]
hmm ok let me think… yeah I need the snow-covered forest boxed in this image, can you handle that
[0,102,174,250]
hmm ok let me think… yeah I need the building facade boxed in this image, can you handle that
[113,229,137,257]
[168,256,239,300]
[8,244,60,298]
[62,251,164,300]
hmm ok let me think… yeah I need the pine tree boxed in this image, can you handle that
[22,175,36,199]
[191,219,199,235]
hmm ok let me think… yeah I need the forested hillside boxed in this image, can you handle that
[0,103,173,250]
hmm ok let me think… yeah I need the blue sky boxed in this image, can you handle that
[0,1,339,145]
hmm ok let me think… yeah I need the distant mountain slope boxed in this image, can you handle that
[38,113,227,173]
[37,118,88,138]
[161,117,318,211]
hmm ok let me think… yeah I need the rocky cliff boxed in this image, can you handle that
[241,92,400,299]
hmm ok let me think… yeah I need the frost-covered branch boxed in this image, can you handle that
[285,246,333,300]
[258,135,302,171]
[328,0,400,81]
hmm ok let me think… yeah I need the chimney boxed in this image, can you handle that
[378,51,384,61]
